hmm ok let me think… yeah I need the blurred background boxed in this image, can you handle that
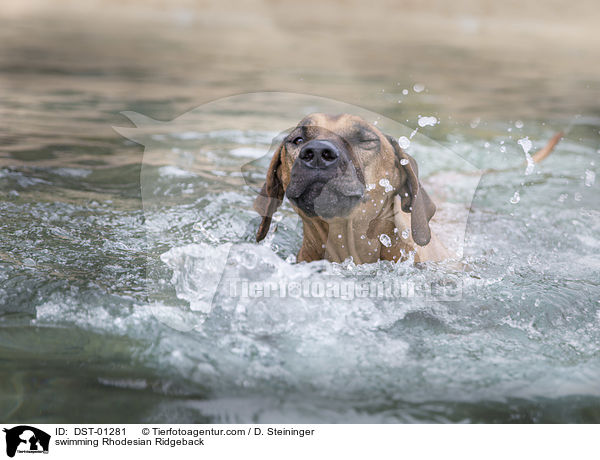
[2,0,600,138]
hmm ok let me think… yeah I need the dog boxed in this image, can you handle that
[254,113,561,264]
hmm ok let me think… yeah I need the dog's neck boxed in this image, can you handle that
[296,196,409,264]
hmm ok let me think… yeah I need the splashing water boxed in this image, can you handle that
[398,136,411,149]
[585,169,596,187]
[418,116,438,127]
[2,91,599,424]
[379,234,392,247]
[518,137,535,175]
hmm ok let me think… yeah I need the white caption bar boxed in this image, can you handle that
[0,424,594,460]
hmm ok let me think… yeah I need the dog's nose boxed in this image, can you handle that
[298,140,340,168]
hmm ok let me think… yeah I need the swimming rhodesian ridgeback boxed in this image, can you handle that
[254,113,562,264]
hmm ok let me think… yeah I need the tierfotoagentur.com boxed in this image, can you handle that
[226,278,462,301]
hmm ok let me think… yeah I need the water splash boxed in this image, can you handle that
[518,137,535,175]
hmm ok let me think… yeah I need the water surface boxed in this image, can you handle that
[1,3,599,423]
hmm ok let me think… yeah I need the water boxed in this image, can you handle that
[1,4,600,423]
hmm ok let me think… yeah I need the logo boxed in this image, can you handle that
[3,426,50,458]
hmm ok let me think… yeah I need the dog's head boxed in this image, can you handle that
[254,113,436,246]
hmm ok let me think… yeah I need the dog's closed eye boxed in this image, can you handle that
[347,124,380,150]
[358,138,380,149]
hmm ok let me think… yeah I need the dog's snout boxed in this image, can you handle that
[299,140,340,168]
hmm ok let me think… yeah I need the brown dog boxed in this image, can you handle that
[254,113,561,264]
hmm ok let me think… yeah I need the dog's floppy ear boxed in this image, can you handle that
[386,135,436,246]
[254,143,285,241]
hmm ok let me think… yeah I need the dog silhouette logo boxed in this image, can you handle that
[3,426,50,457]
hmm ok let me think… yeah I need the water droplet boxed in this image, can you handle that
[413,83,425,93]
[400,158,409,165]
[518,137,532,155]
[584,169,596,187]
[398,136,410,149]
[417,116,437,127]
[379,234,392,247]
[401,229,410,239]
[510,191,521,204]
[378,178,394,193]
[515,120,524,129]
